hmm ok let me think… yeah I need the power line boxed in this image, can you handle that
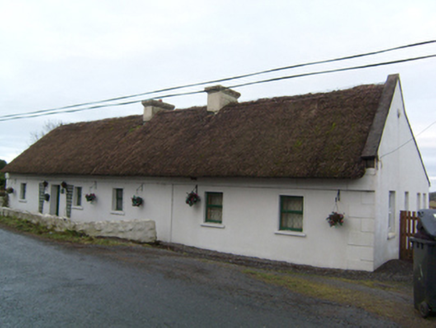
[134,54,436,101]
[1,53,435,121]
[0,90,205,121]
[227,54,436,89]
[1,40,435,121]
[380,118,436,159]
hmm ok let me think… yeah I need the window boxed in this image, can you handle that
[417,193,421,211]
[280,196,304,232]
[113,188,123,211]
[388,191,395,233]
[74,187,82,206]
[205,192,223,223]
[20,183,27,200]
[423,193,427,209]
[404,192,409,211]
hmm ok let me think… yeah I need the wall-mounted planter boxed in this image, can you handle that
[326,212,344,227]
[85,193,96,202]
[132,196,144,207]
[186,192,200,207]
[44,193,50,201]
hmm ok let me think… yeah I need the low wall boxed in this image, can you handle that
[0,207,156,243]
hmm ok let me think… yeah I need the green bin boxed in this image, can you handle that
[411,209,436,318]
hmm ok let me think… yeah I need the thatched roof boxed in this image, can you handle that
[5,75,399,179]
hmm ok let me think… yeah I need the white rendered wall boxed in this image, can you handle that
[5,174,378,271]
[170,178,377,271]
[5,177,40,214]
[5,175,173,242]
[372,81,430,268]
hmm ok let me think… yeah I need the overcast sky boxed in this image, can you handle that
[1,0,435,191]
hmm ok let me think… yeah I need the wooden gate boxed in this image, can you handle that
[399,211,418,260]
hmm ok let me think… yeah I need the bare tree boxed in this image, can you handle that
[29,120,64,144]
[0,159,6,190]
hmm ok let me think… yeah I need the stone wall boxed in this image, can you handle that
[0,207,156,243]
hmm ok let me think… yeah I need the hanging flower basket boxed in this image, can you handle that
[132,196,144,207]
[43,181,48,188]
[326,212,344,227]
[85,193,96,202]
[44,193,50,201]
[6,187,14,194]
[61,181,68,189]
[186,192,200,207]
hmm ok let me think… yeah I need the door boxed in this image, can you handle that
[50,185,60,216]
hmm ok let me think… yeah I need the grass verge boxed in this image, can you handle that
[244,269,434,327]
[0,215,135,246]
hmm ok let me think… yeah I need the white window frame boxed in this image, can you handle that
[388,191,396,236]
[404,191,409,211]
[112,188,124,212]
[73,187,82,207]
[20,183,27,200]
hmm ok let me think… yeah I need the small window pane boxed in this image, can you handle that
[208,193,222,206]
[282,197,303,212]
[281,212,303,230]
[207,207,222,222]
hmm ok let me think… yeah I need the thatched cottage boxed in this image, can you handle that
[3,74,429,271]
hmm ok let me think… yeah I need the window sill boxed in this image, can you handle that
[72,206,83,211]
[387,232,396,240]
[19,199,27,203]
[275,231,306,237]
[201,223,225,229]
[111,211,125,216]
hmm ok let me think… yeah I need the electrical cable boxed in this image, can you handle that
[1,53,435,121]
[0,90,205,121]
[380,118,436,159]
[1,40,435,121]
[227,54,436,89]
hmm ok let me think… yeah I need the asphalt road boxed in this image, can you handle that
[0,228,399,328]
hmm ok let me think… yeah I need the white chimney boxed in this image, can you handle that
[141,100,175,123]
[204,85,241,112]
